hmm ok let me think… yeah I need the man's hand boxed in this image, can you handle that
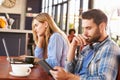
[67,34,89,62]
[71,34,88,48]
[50,66,69,80]
[50,66,80,80]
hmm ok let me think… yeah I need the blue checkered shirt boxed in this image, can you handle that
[66,37,120,80]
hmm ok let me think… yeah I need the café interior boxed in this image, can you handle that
[0,0,120,80]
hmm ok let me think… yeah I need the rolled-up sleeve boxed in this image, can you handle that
[34,46,44,58]
[65,60,76,73]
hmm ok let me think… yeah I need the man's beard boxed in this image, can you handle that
[86,30,101,43]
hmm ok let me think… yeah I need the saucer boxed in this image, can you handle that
[11,64,34,68]
[9,72,30,77]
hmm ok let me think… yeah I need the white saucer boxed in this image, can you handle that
[11,64,34,68]
[9,72,30,77]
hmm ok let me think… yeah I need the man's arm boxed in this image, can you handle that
[66,42,77,62]
[67,34,88,62]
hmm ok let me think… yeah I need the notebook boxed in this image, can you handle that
[2,38,25,64]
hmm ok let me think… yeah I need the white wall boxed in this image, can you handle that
[0,0,27,30]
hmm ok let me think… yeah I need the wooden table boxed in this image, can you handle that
[0,56,54,80]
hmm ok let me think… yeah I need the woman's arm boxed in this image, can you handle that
[34,36,45,58]
[34,46,44,58]
[46,33,66,67]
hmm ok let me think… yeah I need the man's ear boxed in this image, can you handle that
[99,22,106,33]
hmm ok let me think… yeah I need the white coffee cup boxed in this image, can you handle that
[11,64,31,75]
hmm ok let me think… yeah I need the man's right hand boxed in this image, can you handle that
[71,34,88,48]
[67,34,89,62]
[50,66,80,80]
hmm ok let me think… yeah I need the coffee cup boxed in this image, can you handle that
[25,56,35,64]
[11,64,31,75]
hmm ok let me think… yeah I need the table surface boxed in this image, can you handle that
[0,56,54,80]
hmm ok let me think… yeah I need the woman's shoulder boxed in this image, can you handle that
[51,32,62,38]
[49,32,65,41]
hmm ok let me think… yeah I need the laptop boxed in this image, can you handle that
[2,38,25,64]
[2,38,34,67]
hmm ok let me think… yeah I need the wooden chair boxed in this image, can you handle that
[116,64,120,80]
[116,56,120,80]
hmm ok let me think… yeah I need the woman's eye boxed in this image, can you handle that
[34,24,38,27]
[87,27,91,30]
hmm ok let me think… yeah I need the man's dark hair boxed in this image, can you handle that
[82,9,108,26]
[69,29,76,34]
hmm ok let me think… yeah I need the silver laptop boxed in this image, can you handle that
[2,38,24,64]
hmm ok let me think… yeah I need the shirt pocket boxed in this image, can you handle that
[88,57,101,75]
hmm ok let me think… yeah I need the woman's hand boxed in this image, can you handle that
[37,35,45,48]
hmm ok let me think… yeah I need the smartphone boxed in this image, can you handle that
[38,59,54,75]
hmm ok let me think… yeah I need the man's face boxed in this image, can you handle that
[82,19,101,43]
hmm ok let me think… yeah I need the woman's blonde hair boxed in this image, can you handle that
[32,13,70,49]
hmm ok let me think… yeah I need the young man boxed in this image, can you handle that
[50,9,120,80]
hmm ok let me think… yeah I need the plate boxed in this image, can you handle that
[9,72,30,77]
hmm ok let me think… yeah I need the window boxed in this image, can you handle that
[94,0,120,46]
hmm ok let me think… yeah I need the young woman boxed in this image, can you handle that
[32,13,70,68]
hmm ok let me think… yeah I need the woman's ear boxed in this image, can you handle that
[44,21,48,28]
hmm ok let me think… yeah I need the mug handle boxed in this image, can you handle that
[27,68,31,74]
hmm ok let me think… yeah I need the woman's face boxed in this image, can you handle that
[33,19,47,36]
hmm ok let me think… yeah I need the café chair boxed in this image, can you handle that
[116,55,120,80]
